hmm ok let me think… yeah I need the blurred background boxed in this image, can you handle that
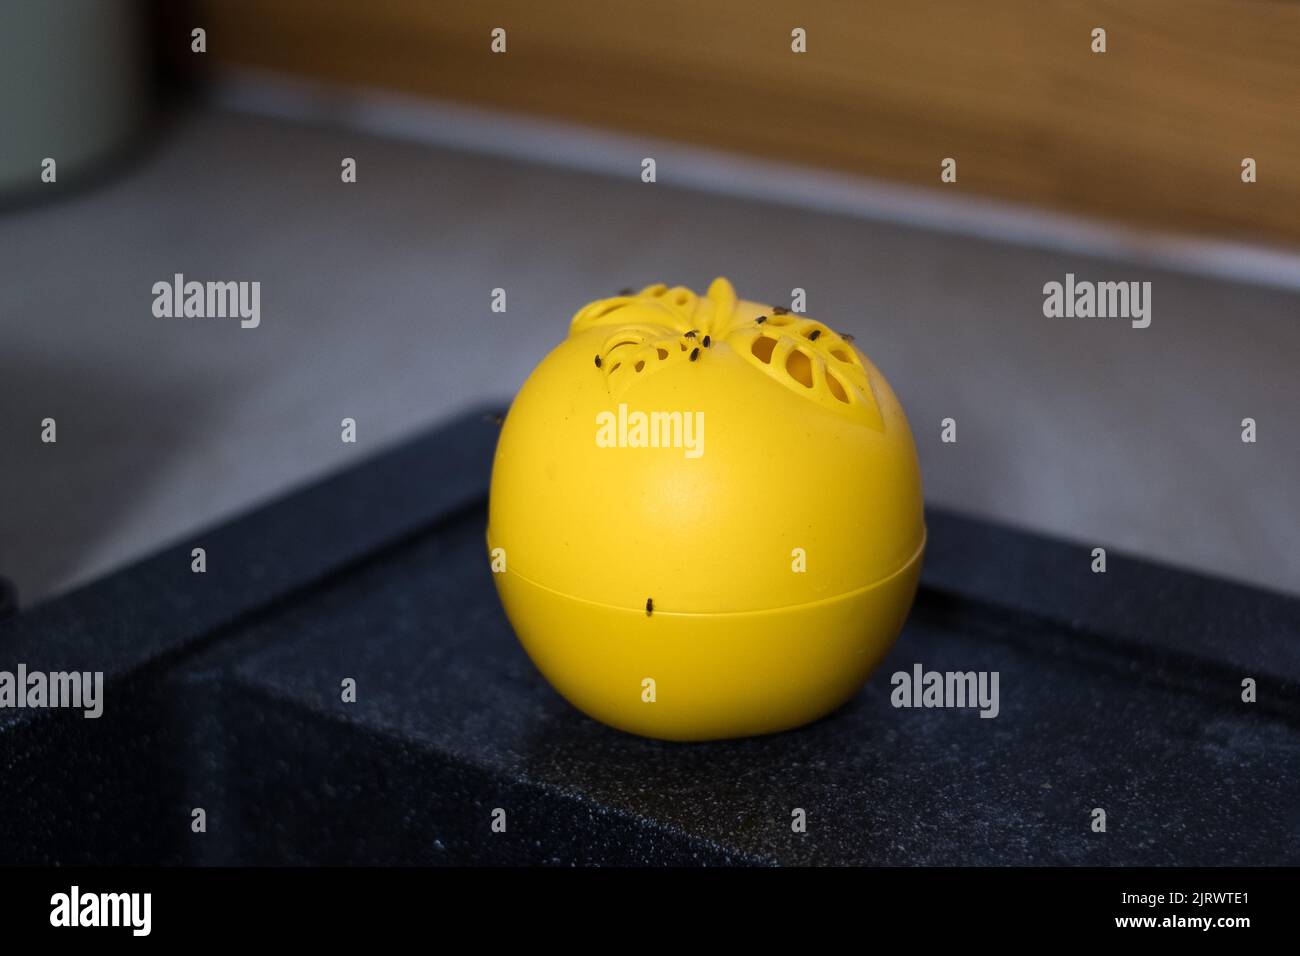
[2,0,1297,606]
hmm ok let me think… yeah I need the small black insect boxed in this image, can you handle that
[594,355,602,368]
[842,333,855,342]
[773,305,789,315]
[689,347,700,362]
[617,287,634,296]
[684,330,698,338]
[646,598,654,616]
[755,315,767,324]
[702,335,711,348]
[808,329,822,341]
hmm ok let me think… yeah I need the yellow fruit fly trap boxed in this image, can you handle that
[488,278,925,741]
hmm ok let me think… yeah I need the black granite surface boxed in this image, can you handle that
[2,409,1297,865]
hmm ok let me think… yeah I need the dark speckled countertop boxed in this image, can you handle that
[2,411,1297,865]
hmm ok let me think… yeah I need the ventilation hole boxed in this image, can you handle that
[830,348,852,363]
[786,349,814,388]
[634,360,645,372]
[675,293,689,305]
[826,370,850,403]
[767,314,793,326]
[656,348,669,360]
[751,335,777,364]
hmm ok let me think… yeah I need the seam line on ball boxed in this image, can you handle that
[487,527,926,618]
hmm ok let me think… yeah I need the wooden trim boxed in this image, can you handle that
[196,0,1300,248]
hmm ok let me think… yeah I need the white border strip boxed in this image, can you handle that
[214,68,1300,293]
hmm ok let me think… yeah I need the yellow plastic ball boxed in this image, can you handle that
[488,278,925,741]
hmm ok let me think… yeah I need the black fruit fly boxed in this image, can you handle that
[755,315,767,324]
[684,330,698,338]
[689,347,700,362]
[646,598,654,616]
[842,333,855,342]
[617,287,634,296]
[773,306,789,314]
[808,329,822,341]
[594,355,602,368]
[702,335,712,348]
